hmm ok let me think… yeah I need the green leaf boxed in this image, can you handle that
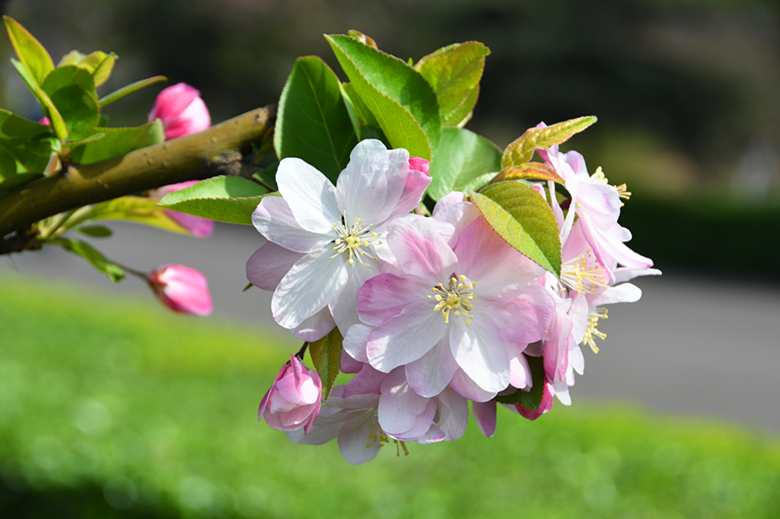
[427,127,501,200]
[415,42,490,128]
[57,238,125,282]
[72,196,191,235]
[11,59,68,140]
[69,121,163,164]
[59,50,117,87]
[99,75,167,108]
[459,172,498,194]
[158,176,270,225]
[493,355,545,409]
[42,65,97,98]
[470,181,561,276]
[75,51,117,87]
[50,84,100,142]
[340,82,379,138]
[308,327,343,400]
[0,146,17,179]
[75,225,112,237]
[274,56,358,183]
[502,116,597,170]
[326,34,440,159]
[3,16,54,86]
[0,108,55,174]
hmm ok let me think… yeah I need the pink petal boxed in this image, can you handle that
[404,340,458,398]
[246,241,304,291]
[356,273,425,326]
[386,216,458,281]
[472,400,497,437]
[366,301,445,372]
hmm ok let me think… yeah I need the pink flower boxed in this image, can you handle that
[344,213,555,400]
[147,264,213,316]
[148,181,215,238]
[148,83,211,140]
[259,355,322,433]
[287,365,468,464]
[536,128,652,276]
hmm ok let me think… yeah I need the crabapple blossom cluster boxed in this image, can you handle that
[248,137,658,464]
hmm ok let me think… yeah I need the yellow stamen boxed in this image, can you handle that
[583,308,608,354]
[560,249,608,294]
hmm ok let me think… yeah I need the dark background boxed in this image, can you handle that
[3,0,779,278]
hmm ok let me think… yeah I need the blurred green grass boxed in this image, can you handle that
[1,273,779,518]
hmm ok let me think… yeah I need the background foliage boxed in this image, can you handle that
[2,274,780,518]
[3,0,778,275]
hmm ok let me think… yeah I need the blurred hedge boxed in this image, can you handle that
[2,274,780,518]
[620,196,780,282]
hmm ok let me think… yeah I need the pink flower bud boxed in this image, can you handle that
[259,355,322,433]
[147,264,213,316]
[408,156,430,175]
[39,116,51,126]
[514,382,554,421]
[148,83,211,140]
[148,181,214,238]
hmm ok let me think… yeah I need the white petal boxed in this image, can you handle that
[272,250,348,329]
[252,196,329,253]
[336,140,409,224]
[277,157,340,233]
[449,319,509,393]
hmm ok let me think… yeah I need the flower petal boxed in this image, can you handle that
[366,301,445,373]
[277,157,340,233]
[357,273,425,326]
[272,250,348,330]
[336,140,409,224]
[252,196,329,253]
[449,318,510,393]
[246,241,304,291]
[405,340,459,398]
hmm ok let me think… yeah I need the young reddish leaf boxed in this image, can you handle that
[500,162,564,184]
[471,181,561,276]
[308,327,343,400]
[502,116,597,170]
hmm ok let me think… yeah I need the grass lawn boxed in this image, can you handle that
[1,273,779,518]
